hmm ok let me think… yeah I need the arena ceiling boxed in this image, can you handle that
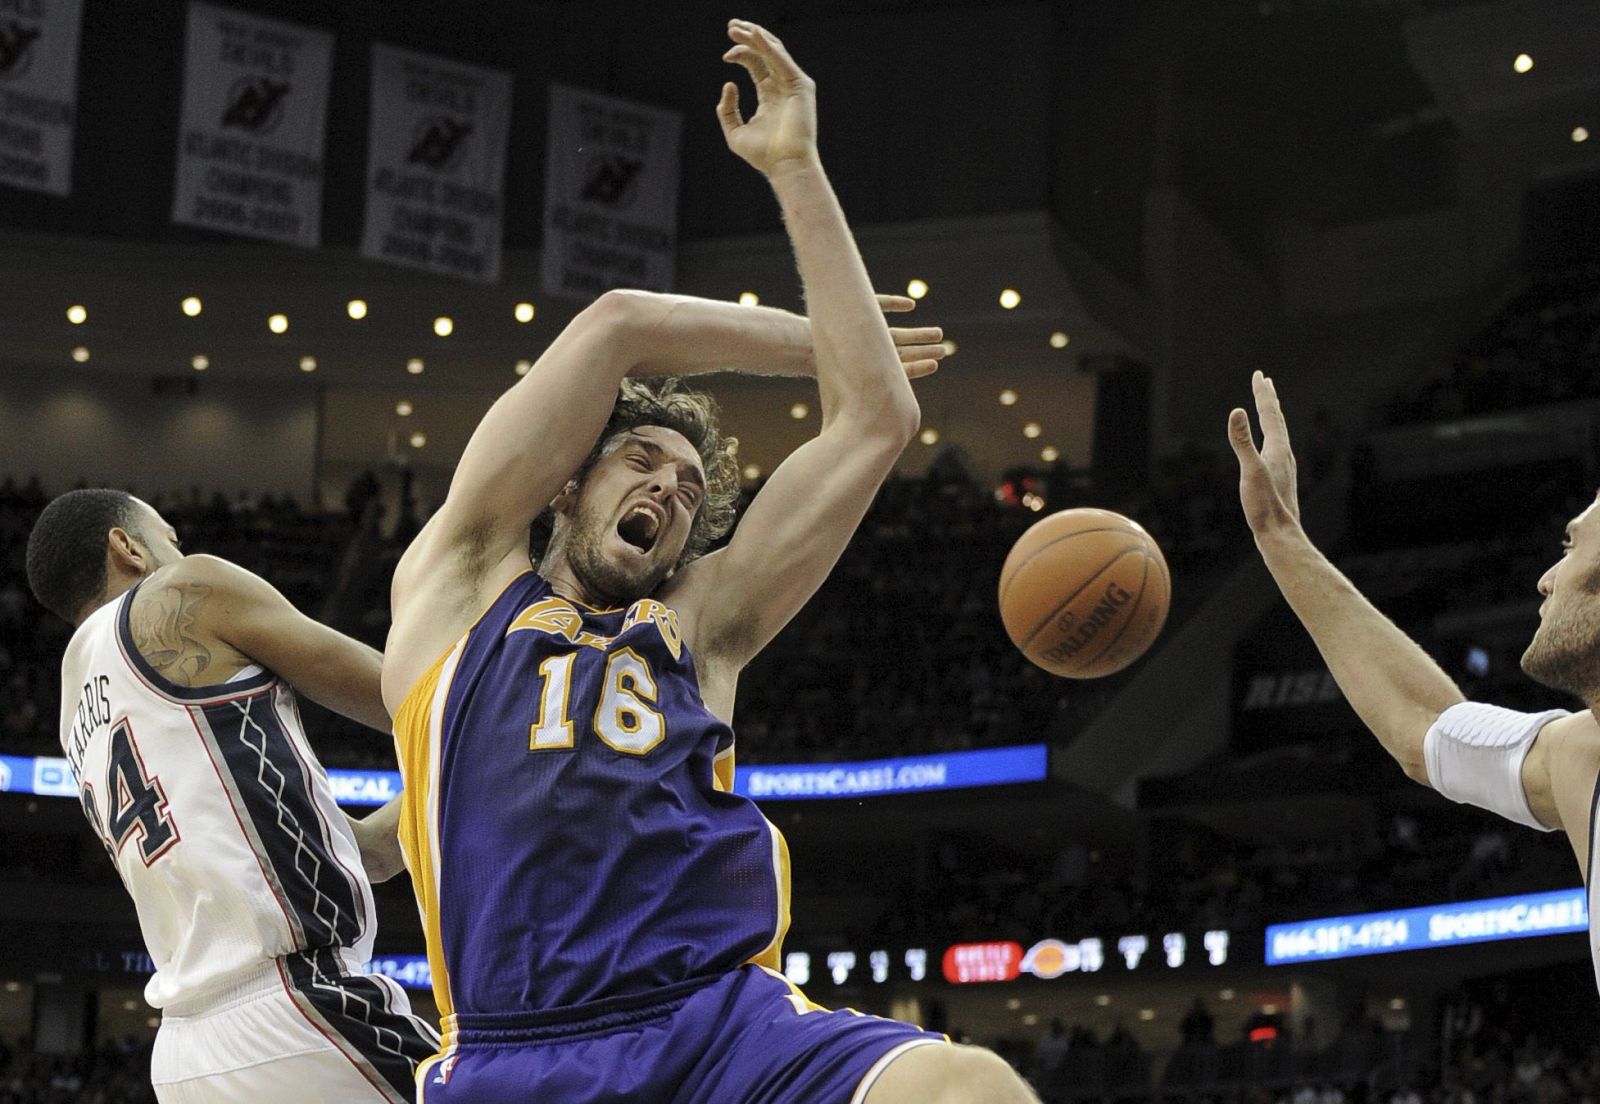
[1,0,1595,485]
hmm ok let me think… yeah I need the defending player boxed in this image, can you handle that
[25,490,437,1102]
[383,19,1037,1104]
[1230,371,1600,990]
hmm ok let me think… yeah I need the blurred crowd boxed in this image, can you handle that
[1385,268,1600,426]
[0,1037,153,1104]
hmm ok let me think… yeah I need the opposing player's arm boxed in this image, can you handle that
[144,555,392,733]
[345,796,406,883]
[668,22,931,675]
[1229,373,1464,783]
[1230,373,1580,834]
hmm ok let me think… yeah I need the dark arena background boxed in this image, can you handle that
[2,0,1599,1100]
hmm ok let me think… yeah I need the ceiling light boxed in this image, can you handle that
[1095,995,1111,1007]
[1049,331,1069,348]
[396,400,413,416]
[299,356,316,372]
[920,428,939,445]
[1005,998,1022,1011]
[1139,1009,1156,1021]
[739,291,760,307]
[743,464,761,480]
[66,304,86,324]
[410,432,427,448]
[1022,1014,1039,1026]
[999,389,1018,406]
[1574,126,1590,143]
[181,296,202,317]
[406,358,424,375]
[1389,998,1406,1011]
[514,302,535,323]
[906,278,928,299]
[71,346,89,363]
[1023,422,1042,439]
[1513,53,1533,74]
[1263,1003,1279,1015]
[1040,445,1059,462]
[191,355,209,371]
[999,288,1021,310]
[268,313,288,334]
[1220,989,1235,1001]
[433,316,453,337]
[790,402,808,420]
[515,359,532,376]
[347,299,368,320]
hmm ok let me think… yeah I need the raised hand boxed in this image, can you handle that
[1228,370,1302,537]
[717,19,818,177]
[877,294,944,380]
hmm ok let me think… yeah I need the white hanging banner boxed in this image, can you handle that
[0,0,85,196]
[541,84,682,299]
[362,43,511,283]
[171,1,333,247]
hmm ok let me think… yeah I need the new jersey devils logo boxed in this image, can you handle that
[221,77,290,135]
[408,116,473,173]
[0,20,42,81]
[581,154,644,209]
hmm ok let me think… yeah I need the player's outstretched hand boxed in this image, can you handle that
[1228,370,1302,538]
[718,19,818,178]
[877,294,945,380]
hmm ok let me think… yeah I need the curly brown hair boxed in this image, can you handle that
[528,378,740,570]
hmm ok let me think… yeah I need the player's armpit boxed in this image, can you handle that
[1528,712,1600,867]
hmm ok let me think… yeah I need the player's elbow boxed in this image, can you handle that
[887,390,922,445]
[577,289,669,354]
[853,387,921,448]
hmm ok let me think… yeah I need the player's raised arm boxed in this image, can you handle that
[386,291,940,707]
[130,554,393,734]
[1228,371,1574,833]
[667,21,934,681]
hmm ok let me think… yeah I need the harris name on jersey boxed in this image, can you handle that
[64,673,113,777]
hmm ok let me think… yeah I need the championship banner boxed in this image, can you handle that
[0,0,84,196]
[362,43,511,282]
[171,1,332,247]
[542,84,682,298]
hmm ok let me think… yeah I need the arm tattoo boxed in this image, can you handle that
[130,582,214,685]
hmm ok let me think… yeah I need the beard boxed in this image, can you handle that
[561,503,673,607]
[1521,604,1600,701]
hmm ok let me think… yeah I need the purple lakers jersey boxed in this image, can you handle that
[395,572,791,1020]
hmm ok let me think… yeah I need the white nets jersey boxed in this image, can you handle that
[58,583,376,1011]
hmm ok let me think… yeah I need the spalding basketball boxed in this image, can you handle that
[998,507,1170,678]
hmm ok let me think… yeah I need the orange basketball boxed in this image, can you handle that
[998,507,1170,678]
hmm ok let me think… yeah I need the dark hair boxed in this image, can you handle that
[25,489,144,623]
[529,378,740,569]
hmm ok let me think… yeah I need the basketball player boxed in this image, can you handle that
[383,20,1036,1104]
[25,489,438,1102]
[1230,371,1600,990]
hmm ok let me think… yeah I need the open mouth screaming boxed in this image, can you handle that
[617,504,661,555]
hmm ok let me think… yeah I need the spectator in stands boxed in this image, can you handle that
[1032,1019,1069,1082]
[1181,997,1215,1045]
